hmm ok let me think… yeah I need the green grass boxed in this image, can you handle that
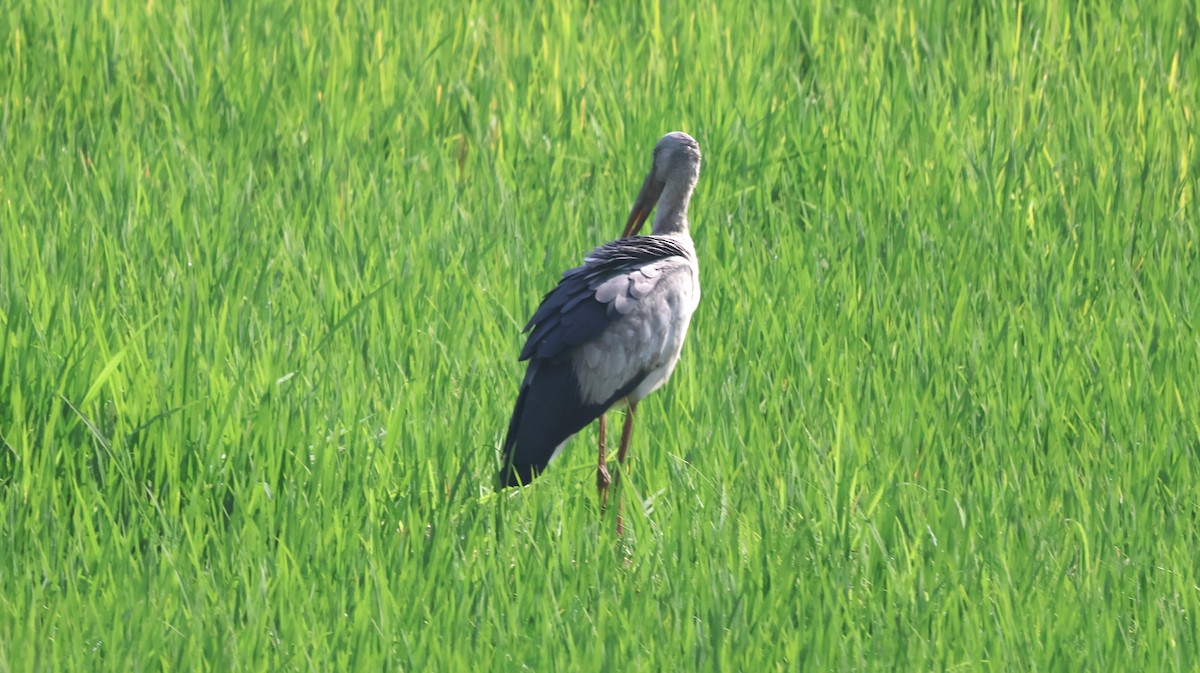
[2,0,1199,669]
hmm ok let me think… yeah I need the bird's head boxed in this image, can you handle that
[623,132,702,237]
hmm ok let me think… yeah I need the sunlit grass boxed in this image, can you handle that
[2,1,1198,670]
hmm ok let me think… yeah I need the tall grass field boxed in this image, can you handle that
[2,1,1198,670]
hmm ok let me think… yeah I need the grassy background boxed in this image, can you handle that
[2,0,1198,669]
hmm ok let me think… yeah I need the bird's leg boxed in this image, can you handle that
[597,414,611,514]
[614,402,637,535]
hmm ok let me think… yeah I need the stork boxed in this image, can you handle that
[499,132,702,530]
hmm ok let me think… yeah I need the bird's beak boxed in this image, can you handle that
[622,169,664,238]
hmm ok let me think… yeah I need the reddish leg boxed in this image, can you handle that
[613,402,637,535]
[597,415,611,514]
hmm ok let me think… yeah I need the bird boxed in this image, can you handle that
[499,131,702,527]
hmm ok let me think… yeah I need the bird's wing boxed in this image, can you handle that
[518,236,693,363]
[501,236,695,486]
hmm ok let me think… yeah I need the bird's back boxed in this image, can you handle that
[500,235,699,487]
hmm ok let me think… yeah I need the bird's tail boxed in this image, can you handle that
[498,359,648,490]
[498,363,548,489]
[498,359,600,489]
[499,400,551,488]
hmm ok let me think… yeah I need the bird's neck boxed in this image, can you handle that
[651,179,696,236]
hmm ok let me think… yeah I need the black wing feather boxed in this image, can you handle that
[499,360,647,487]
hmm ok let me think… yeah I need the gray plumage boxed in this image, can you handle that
[501,132,702,488]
